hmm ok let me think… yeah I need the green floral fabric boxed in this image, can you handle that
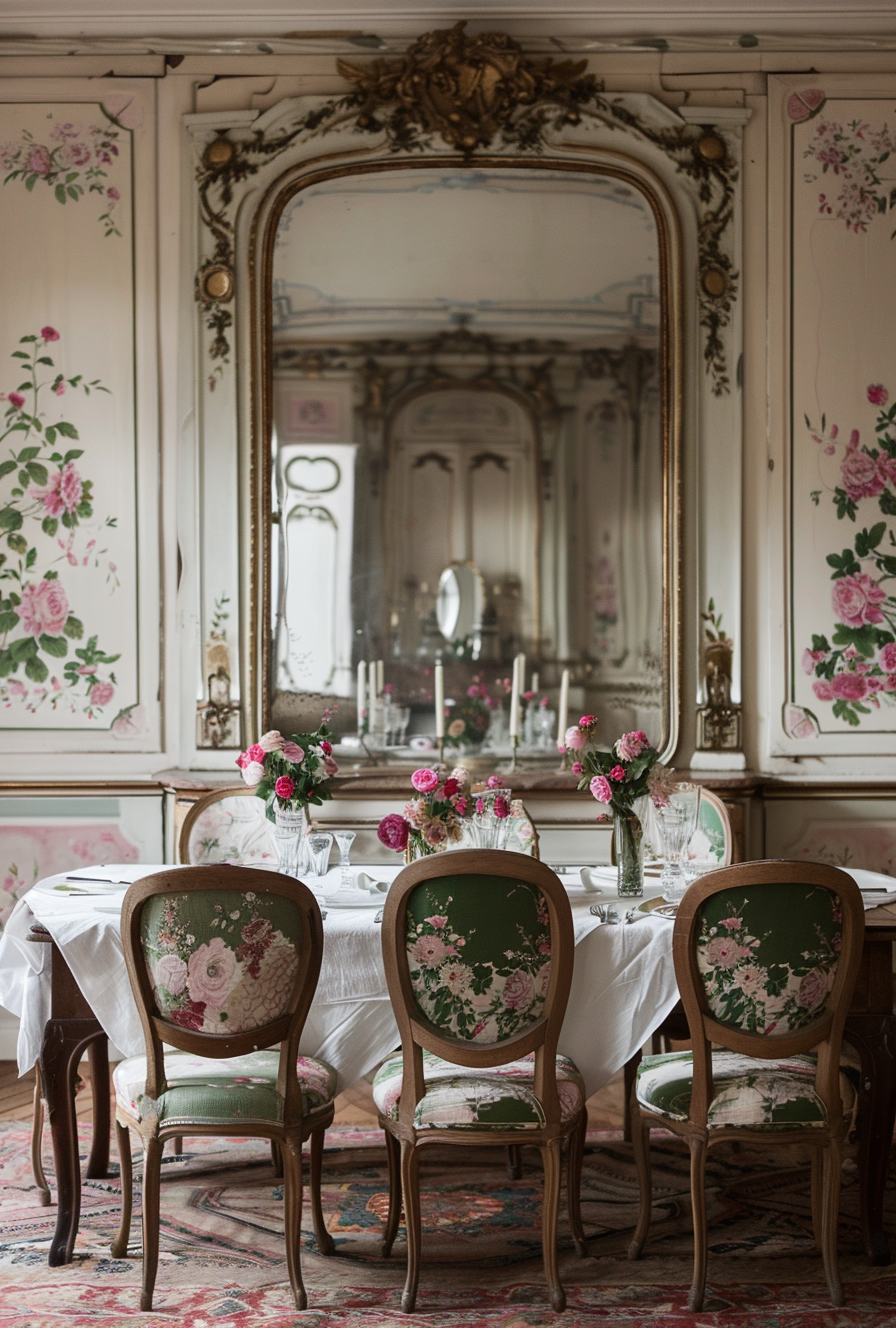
[695,884,842,1035]
[141,889,303,1036]
[113,1050,337,1127]
[372,1049,584,1130]
[635,1050,856,1130]
[405,876,552,1044]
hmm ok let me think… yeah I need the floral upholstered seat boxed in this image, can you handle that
[113,1049,336,1127]
[373,1048,584,1130]
[636,1050,855,1130]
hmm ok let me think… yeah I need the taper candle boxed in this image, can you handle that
[434,660,445,739]
[508,653,521,738]
[557,668,569,745]
[357,660,367,732]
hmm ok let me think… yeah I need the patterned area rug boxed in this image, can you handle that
[0,1120,894,1326]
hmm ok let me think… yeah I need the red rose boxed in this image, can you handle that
[274,775,295,800]
[378,813,409,853]
[320,740,332,755]
[494,795,510,819]
[609,765,626,781]
[442,777,460,799]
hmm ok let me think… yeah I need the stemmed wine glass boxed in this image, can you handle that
[659,783,702,904]
[333,829,356,891]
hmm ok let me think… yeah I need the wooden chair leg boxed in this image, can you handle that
[810,1147,824,1251]
[270,1140,283,1178]
[31,1065,51,1206]
[399,1139,421,1313]
[506,1144,522,1179]
[139,1134,163,1312]
[169,1137,183,1155]
[820,1138,845,1307]
[111,1120,133,1258]
[687,1136,708,1313]
[382,1128,402,1257]
[282,1138,307,1311]
[539,1137,566,1312]
[567,1112,588,1257]
[628,1101,652,1259]
[308,1127,334,1255]
[623,1052,640,1142]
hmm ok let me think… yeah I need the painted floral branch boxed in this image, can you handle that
[803,383,896,726]
[803,115,896,236]
[0,327,121,717]
[1,119,123,236]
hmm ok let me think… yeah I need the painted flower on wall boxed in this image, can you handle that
[0,328,121,718]
[0,111,126,237]
[803,383,896,727]
[803,115,896,235]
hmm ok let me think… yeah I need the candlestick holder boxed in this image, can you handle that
[438,737,445,768]
[510,735,519,772]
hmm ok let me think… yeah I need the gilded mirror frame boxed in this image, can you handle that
[185,65,748,775]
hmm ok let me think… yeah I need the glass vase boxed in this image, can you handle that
[615,811,644,897]
[469,788,513,850]
[274,804,306,877]
[404,834,448,864]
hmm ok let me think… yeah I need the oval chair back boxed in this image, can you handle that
[178,787,278,868]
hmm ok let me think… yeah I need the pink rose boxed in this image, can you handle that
[832,573,887,628]
[411,767,440,793]
[377,813,409,852]
[16,578,69,637]
[241,760,265,787]
[412,934,450,968]
[152,953,187,996]
[571,761,583,775]
[424,820,447,846]
[28,146,50,175]
[880,643,896,673]
[832,672,868,701]
[63,140,90,166]
[33,461,83,517]
[246,742,266,764]
[615,730,649,762]
[564,725,586,751]
[486,775,502,790]
[186,937,240,1009]
[503,970,534,1010]
[258,730,284,752]
[493,795,510,819]
[89,680,114,707]
[813,678,835,701]
[106,186,120,201]
[868,384,889,406]
[589,775,613,804]
[281,740,304,763]
[797,968,827,1009]
[425,915,448,929]
[802,647,826,674]
[703,936,747,969]
[54,381,65,396]
[320,740,332,755]
[841,444,884,500]
[323,754,339,776]
[6,391,25,410]
[40,326,60,343]
[578,714,598,729]
[454,796,468,816]
[609,765,626,781]
[274,775,295,800]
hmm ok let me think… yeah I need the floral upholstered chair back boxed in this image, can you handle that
[179,789,278,868]
[136,879,306,1038]
[403,871,555,1046]
[677,862,864,1053]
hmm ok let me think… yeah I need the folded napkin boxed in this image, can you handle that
[844,867,896,910]
[355,871,389,895]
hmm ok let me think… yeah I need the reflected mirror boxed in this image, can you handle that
[268,164,671,760]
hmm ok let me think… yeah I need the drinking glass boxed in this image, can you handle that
[333,829,356,890]
[305,832,333,878]
[659,783,702,903]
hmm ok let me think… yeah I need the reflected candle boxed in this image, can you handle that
[434,660,444,739]
[357,660,367,732]
[557,669,569,745]
[509,653,521,739]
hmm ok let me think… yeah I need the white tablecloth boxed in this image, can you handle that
[0,864,681,1099]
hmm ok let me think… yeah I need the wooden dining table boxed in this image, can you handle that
[19,897,896,1269]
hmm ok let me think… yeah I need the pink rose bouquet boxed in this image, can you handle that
[377,764,475,860]
[236,717,337,818]
[442,674,493,749]
[575,729,667,818]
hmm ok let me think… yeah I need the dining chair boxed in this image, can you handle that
[111,865,336,1311]
[178,787,279,867]
[628,859,864,1310]
[374,849,587,1312]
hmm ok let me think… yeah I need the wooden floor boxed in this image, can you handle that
[0,1060,626,1132]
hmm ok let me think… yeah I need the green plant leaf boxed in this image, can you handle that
[41,516,58,537]
[0,610,18,632]
[6,533,27,555]
[0,460,16,479]
[39,633,68,658]
[54,184,66,204]
[24,655,48,682]
[9,636,37,661]
[62,447,83,460]
[17,447,40,462]
[25,462,47,486]
[0,508,23,532]
[55,423,79,440]
[0,649,14,676]
[63,614,83,639]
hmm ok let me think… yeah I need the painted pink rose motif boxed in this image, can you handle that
[880,643,896,673]
[840,437,885,500]
[868,384,889,407]
[812,678,835,701]
[62,141,91,167]
[412,934,450,969]
[28,146,50,175]
[503,970,534,1010]
[186,937,240,1009]
[6,391,25,411]
[40,326,59,343]
[797,968,828,1010]
[16,578,69,637]
[703,936,747,970]
[831,672,868,701]
[831,573,886,627]
[89,680,114,707]
[152,953,187,996]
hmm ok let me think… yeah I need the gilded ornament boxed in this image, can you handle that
[198,263,234,303]
[204,137,235,170]
[701,266,729,299]
[696,133,727,163]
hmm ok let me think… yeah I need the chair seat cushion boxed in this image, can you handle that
[113,1050,337,1128]
[636,1050,856,1130]
[372,1049,584,1131]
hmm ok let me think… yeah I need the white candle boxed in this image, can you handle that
[357,660,367,732]
[434,660,445,739]
[376,659,384,695]
[368,660,377,731]
[557,669,569,745]
[531,671,539,696]
[509,654,521,739]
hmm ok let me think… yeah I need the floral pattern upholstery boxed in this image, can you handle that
[141,889,303,1036]
[405,876,552,1044]
[695,884,842,1035]
[184,796,278,867]
[373,1049,584,1131]
[635,1050,856,1130]
[113,1050,336,1127]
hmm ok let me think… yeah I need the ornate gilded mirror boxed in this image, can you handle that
[188,26,749,772]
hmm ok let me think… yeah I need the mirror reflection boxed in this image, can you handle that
[269,165,667,760]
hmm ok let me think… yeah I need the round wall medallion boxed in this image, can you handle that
[696,133,727,163]
[701,266,728,299]
[204,137,235,170]
[198,264,234,303]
